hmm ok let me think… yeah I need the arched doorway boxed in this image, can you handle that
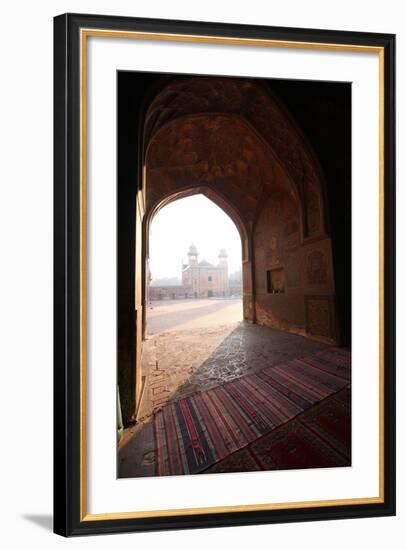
[118,75,341,424]
[136,193,245,420]
[143,187,249,340]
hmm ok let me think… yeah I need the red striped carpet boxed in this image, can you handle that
[154,347,351,476]
[206,387,351,473]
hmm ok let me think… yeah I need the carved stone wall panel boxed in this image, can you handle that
[301,238,335,293]
[286,253,301,288]
[254,192,300,259]
[307,250,327,285]
[305,179,321,236]
[305,295,336,342]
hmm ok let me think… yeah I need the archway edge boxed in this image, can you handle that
[145,184,250,262]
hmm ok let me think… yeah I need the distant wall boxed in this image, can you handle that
[149,286,189,300]
[148,285,240,300]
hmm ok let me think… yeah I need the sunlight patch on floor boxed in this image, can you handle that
[138,322,238,420]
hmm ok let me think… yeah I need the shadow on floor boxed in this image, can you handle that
[22,514,53,532]
[168,322,329,401]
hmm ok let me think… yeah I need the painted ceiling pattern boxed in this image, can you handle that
[144,77,323,235]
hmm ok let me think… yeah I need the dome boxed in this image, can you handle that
[198,259,214,267]
[188,244,198,255]
[218,248,228,258]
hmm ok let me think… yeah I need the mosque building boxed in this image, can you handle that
[148,244,233,300]
[181,245,229,298]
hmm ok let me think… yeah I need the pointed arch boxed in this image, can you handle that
[142,186,252,339]
[145,184,249,262]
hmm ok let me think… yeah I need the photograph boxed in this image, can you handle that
[117,72,352,479]
[52,11,395,535]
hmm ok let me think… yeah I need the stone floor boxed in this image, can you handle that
[137,321,329,421]
[118,305,329,478]
[137,323,237,420]
[137,298,243,420]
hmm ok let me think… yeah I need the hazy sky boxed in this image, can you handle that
[149,195,242,281]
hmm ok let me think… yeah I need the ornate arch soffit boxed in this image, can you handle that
[143,77,325,214]
[144,80,320,187]
[145,112,300,207]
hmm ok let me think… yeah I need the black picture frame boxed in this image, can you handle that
[54,13,396,536]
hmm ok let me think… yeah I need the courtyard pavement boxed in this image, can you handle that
[146,297,243,334]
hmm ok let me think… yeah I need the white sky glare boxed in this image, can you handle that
[149,195,242,281]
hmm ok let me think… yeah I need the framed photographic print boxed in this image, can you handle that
[53,13,396,536]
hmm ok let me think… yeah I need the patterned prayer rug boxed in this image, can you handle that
[154,347,351,476]
[206,387,351,473]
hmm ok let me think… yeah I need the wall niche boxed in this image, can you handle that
[266,268,285,294]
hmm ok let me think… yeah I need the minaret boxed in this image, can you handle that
[218,248,229,295]
[187,244,198,265]
[218,248,228,265]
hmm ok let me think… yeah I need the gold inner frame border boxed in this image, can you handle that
[79,27,385,522]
